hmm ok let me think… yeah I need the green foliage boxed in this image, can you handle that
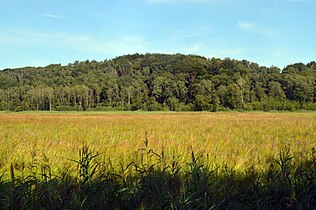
[0,53,315,111]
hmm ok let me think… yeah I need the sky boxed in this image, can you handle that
[0,0,315,70]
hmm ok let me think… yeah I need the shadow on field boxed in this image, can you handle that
[0,144,315,209]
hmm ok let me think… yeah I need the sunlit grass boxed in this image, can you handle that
[0,111,316,209]
[0,111,315,178]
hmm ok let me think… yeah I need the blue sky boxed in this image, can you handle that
[0,0,315,70]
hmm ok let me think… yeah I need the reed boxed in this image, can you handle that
[0,111,315,208]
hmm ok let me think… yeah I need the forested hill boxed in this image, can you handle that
[0,53,316,111]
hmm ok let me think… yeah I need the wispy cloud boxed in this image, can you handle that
[167,24,212,44]
[40,13,64,18]
[182,43,203,52]
[219,49,244,55]
[169,31,209,42]
[148,0,245,5]
[0,29,148,56]
[237,21,272,37]
[274,0,316,3]
[238,22,257,32]
[147,0,223,4]
[201,48,247,63]
[148,0,166,3]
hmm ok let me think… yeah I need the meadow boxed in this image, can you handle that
[0,111,315,209]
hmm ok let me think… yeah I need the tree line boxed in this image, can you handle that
[0,53,315,111]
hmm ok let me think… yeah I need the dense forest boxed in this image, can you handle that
[0,53,315,111]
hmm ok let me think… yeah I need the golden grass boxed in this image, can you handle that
[0,111,315,176]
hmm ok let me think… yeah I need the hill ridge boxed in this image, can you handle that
[0,53,315,111]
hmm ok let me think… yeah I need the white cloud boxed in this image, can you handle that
[237,21,272,37]
[168,30,210,43]
[166,25,212,45]
[148,0,166,3]
[206,48,245,58]
[219,49,244,55]
[0,30,148,56]
[238,22,257,32]
[274,0,316,2]
[182,43,203,52]
[0,29,150,69]
[81,35,148,55]
[147,0,224,4]
[40,13,64,18]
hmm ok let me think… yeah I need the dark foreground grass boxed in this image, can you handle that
[0,145,315,210]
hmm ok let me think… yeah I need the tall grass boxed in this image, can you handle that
[0,144,315,209]
[1,112,315,175]
[0,112,315,208]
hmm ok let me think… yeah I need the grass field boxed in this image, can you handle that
[0,111,315,209]
[0,111,315,174]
